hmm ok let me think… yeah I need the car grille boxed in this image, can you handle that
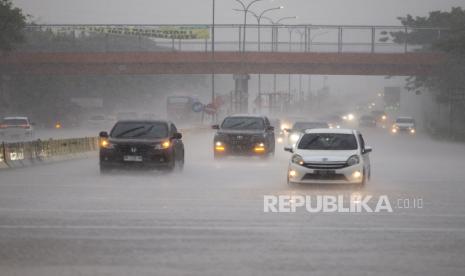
[228,134,254,145]
[303,162,348,170]
[117,144,152,155]
[302,173,348,181]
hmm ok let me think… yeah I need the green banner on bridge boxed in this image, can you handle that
[62,25,210,40]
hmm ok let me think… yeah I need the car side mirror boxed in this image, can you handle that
[173,132,182,139]
[99,131,109,138]
[284,128,291,133]
[212,124,220,130]
[267,126,274,131]
[363,146,373,154]
[284,146,293,153]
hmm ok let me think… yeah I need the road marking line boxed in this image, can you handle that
[0,225,464,233]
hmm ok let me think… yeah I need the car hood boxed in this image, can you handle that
[395,123,414,128]
[218,129,264,135]
[294,149,358,163]
[108,138,167,144]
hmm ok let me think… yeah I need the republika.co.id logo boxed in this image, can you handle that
[264,194,423,213]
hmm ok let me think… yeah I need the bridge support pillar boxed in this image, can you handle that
[233,74,250,113]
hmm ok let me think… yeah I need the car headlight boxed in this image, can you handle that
[154,141,170,150]
[100,139,115,149]
[291,154,304,165]
[215,141,225,151]
[290,133,300,143]
[347,155,360,166]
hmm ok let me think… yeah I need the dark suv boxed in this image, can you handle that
[212,115,275,159]
[99,120,184,173]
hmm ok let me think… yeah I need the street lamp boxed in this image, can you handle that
[211,0,216,122]
[234,0,265,52]
[306,30,329,105]
[234,6,283,113]
[235,6,283,51]
[262,15,297,104]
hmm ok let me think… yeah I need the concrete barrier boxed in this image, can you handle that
[0,142,9,169]
[0,137,98,170]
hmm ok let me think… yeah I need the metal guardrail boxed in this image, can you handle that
[0,137,98,169]
[23,24,445,54]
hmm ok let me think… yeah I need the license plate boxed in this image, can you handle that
[315,170,336,176]
[123,155,143,162]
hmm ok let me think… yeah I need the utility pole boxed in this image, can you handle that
[211,0,216,122]
[234,6,283,114]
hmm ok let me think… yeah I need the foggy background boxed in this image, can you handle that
[12,0,465,25]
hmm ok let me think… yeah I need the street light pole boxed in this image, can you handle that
[211,0,216,122]
[235,6,283,114]
[262,16,297,113]
[234,0,264,52]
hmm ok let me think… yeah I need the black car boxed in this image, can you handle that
[212,115,275,159]
[99,120,184,173]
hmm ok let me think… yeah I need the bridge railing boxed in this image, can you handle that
[22,24,443,54]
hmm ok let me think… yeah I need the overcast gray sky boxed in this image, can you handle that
[12,0,465,25]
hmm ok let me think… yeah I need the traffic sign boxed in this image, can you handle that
[204,103,217,115]
[192,102,204,113]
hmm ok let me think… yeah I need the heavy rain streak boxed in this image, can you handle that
[0,0,465,275]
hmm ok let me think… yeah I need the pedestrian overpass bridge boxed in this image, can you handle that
[0,24,445,76]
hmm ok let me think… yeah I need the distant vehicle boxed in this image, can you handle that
[285,128,372,186]
[323,114,342,129]
[212,115,275,159]
[371,110,388,127]
[116,112,138,121]
[286,121,330,145]
[269,118,285,144]
[359,115,377,128]
[0,117,34,141]
[166,96,198,122]
[99,120,184,173]
[391,116,416,135]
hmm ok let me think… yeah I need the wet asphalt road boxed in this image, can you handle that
[0,129,464,276]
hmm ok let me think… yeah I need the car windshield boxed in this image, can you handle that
[396,118,414,124]
[2,119,28,126]
[221,117,265,130]
[111,122,168,139]
[293,122,328,131]
[298,133,358,150]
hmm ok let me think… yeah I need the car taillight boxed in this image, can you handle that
[0,124,6,129]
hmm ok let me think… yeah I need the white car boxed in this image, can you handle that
[391,116,416,134]
[0,117,34,141]
[285,128,372,185]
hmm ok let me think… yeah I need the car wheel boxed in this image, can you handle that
[214,153,224,160]
[175,156,184,172]
[360,170,367,187]
[287,176,298,187]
